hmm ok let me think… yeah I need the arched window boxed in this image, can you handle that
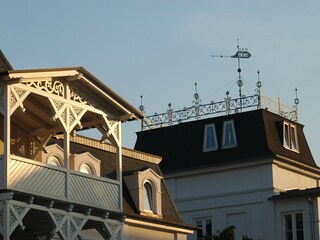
[143,182,153,212]
[79,163,94,175]
[47,155,62,167]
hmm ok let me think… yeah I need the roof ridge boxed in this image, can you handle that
[69,134,162,164]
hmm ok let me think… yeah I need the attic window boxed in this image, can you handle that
[283,122,299,152]
[79,163,94,175]
[222,120,237,149]
[203,124,218,152]
[143,182,154,212]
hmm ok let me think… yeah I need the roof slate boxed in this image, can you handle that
[135,109,317,173]
[52,138,188,229]
[0,50,13,71]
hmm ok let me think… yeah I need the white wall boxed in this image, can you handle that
[165,161,320,240]
[123,224,187,240]
[272,164,319,191]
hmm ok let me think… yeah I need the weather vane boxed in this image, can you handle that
[211,39,252,111]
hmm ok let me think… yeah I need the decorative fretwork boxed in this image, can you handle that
[104,222,122,240]
[23,80,64,97]
[70,85,96,107]
[69,105,86,131]
[100,116,121,147]
[6,204,30,236]
[142,93,299,130]
[49,213,88,240]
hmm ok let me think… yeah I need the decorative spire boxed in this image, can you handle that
[256,70,262,109]
[193,82,201,120]
[139,95,145,112]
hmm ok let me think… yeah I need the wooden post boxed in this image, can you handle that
[3,84,10,189]
[64,82,70,200]
[116,122,123,211]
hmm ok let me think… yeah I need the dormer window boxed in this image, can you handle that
[79,163,94,175]
[203,124,218,152]
[143,182,154,212]
[124,168,162,217]
[283,122,299,152]
[222,120,237,149]
[47,155,62,167]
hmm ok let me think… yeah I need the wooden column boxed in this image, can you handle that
[64,82,70,200]
[116,122,123,212]
[3,84,10,189]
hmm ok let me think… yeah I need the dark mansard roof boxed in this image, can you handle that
[135,109,318,173]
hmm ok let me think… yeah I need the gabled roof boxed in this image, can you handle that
[51,137,194,230]
[0,50,13,71]
[0,67,144,122]
[135,109,318,173]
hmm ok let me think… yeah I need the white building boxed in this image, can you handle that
[0,50,194,240]
[135,102,320,240]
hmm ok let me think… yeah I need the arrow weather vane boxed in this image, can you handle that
[211,39,252,111]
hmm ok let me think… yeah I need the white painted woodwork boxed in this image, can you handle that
[8,155,121,211]
[69,172,120,211]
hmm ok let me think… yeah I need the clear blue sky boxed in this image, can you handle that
[2,1,320,163]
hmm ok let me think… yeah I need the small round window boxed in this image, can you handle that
[47,156,61,167]
[79,163,93,175]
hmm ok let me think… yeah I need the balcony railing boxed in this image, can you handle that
[6,155,120,211]
[142,93,299,130]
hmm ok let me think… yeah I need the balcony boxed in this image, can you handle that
[1,154,121,212]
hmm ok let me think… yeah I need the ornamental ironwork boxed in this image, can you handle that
[141,85,299,131]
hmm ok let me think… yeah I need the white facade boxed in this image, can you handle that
[165,157,320,240]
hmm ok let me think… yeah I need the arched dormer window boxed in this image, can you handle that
[143,181,154,212]
[79,163,95,175]
[47,154,63,167]
[124,168,163,216]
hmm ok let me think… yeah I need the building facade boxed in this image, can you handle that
[0,52,193,239]
[135,109,320,240]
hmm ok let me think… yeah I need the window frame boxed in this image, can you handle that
[143,181,154,213]
[283,212,304,240]
[283,122,299,153]
[222,120,237,149]
[47,154,63,167]
[203,123,218,152]
[194,217,213,240]
[79,162,95,175]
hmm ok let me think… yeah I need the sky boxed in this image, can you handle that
[1,1,320,163]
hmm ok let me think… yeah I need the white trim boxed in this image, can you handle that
[283,121,299,153]
[222,120,237,149]
[125,218,194,234]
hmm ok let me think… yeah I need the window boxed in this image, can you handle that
[222,120,237,149]
[195,217,212,240]
[203,124,218,152]
[283,122,299,152]
[79,163,94,175]
[143,182,153,212]
[47,155,62,167]
[284,212,304,240]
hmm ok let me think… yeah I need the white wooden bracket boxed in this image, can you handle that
[9,86,30,116]
[49,212,88,240]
